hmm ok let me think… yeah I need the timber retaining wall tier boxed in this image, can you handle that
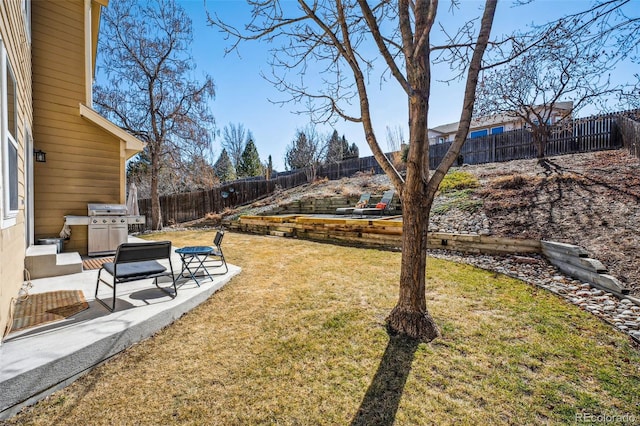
[270,196,402,216]
[541,241,631,297]
[228,215,541,254]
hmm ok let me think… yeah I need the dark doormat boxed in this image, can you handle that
[11,290,89,333]
[82,257,114,270]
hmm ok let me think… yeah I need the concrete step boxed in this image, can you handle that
[25,246,83,279]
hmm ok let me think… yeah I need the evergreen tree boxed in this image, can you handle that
[213,148,236,182]
[346,142,359,159]
[285,131,313,170]
[326,131,357,163]
[265,155,273,180]
[237,139,263,177]
[326,130,344,163]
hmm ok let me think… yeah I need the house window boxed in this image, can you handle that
[470,129,488,139]
[438,136,445,144]
[2,42,19,225]
[491,126,504,135]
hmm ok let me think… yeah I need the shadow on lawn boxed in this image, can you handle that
[351,335,419,426]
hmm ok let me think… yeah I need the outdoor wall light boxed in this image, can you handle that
[34,149,46,163]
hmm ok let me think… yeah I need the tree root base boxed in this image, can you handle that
[386,307,440,343]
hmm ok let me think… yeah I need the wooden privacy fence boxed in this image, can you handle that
[429,111,625,168]
[617,115,640,160]
[138,170,307,227]
[138,110,636,230]
[315,154,392,179]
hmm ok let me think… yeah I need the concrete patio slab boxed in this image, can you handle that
[0,238,240,420]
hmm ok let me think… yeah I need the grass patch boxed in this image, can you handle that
[439,170,480,193]
[8,232,640,425]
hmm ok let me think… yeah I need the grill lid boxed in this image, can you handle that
[87,203,128,216]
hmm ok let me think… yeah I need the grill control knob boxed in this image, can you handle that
[120,219,126,223]
[111,219,116,223]
[92,219,97,224]
[102,219,107,223]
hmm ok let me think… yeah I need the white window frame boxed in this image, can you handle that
[1,41,19,228]
[22,0,31,44]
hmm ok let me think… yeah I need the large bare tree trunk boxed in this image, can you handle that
[386,0,497,342]
[386,0,439,342]
[533,126,551,158]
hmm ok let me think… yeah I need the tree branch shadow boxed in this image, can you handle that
[537,157,565,176]
[351,334,419,426]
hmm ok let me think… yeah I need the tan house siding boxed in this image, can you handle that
[0,1,32,339]
[32,0,124,254]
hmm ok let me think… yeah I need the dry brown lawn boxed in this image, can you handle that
[7,231,640,425]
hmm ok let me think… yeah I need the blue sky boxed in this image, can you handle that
[169,0,637,171]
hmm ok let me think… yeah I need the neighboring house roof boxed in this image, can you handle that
[79,103,145,159]
[546,101,573,111]
[430,101,574,135]
[430,121,461,135]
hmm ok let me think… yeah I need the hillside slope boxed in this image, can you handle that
[199,149,639,295]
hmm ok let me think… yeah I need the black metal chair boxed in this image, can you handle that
[95,241,177,312]
[203,231,228,275]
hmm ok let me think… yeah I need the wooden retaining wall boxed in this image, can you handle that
[269,196,402,215]
[541,241,630,296]
[228,215,541,254]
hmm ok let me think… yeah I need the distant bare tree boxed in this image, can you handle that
[386,125,407,169]
[475,0,639,158]
[127,149,217,198]
[222,123,253,169]
[285,126,327,181]
[385,125,406,153]
[95,0,215,230]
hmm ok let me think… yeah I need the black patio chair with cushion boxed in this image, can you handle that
[352,189,396,217]
[203,230,228,275]
[95,241,177,312]
[335,193,371,215]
